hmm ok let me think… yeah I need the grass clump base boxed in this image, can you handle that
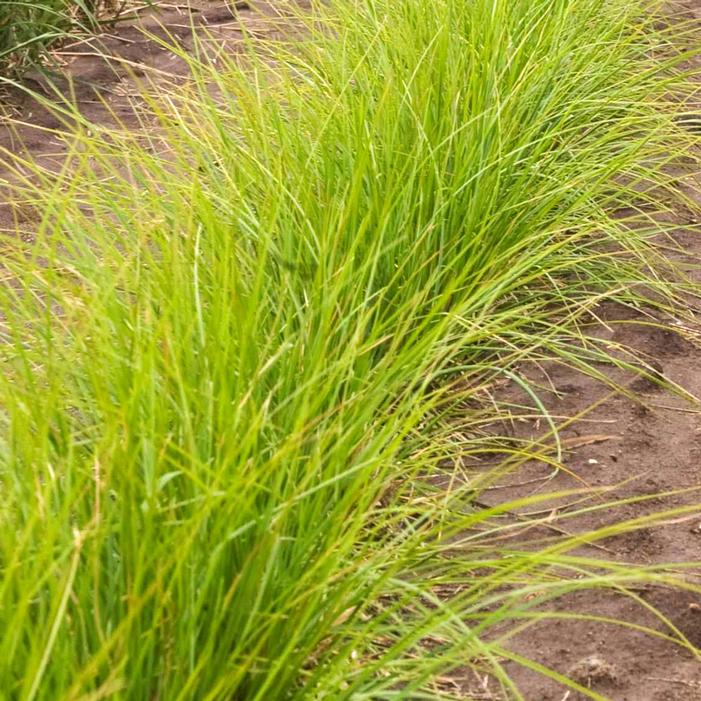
[0,0,700,699]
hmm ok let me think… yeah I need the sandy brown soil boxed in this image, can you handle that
[473,298,701,700]
[1,1,700,699]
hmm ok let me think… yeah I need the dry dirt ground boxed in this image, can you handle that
[1,1,701,699]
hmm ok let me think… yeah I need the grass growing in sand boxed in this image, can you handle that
[0,1,113,72]
[0,0,700,698]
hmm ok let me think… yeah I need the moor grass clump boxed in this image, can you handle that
[0,0,699,698]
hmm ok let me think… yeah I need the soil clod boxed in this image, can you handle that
[567,655,621,688]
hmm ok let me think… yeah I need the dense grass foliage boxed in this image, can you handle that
[0,0,699,698]
[0,1,103,71]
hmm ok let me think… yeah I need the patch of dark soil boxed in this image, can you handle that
[472,302,701,699]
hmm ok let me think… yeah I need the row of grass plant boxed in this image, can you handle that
[0,1,110,73]
[0,0,699,698]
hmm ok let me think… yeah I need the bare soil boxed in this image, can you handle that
[475,296,701,700]
[1,1,700,699]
